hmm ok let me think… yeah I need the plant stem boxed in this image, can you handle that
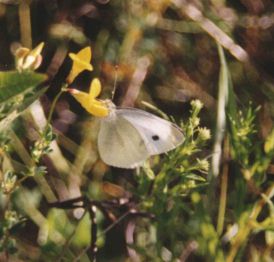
[217,136,229,235]
[19,0,32,48]
[47,86,66,125]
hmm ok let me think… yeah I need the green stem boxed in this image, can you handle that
[47,86,67,125]
[217,136,229,235]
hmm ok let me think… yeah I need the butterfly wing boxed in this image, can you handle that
[116,108,184,155]
[98,114,150,168]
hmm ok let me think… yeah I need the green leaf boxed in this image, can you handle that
[0,71,47,102]
[0,70,47,130]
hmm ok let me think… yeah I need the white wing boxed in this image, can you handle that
[98,114,149,168]
[116,108,184,155]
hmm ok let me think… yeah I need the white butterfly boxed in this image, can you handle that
[97,101,184,168]
[69,79,184,169]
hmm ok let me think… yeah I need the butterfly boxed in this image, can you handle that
[68,78,184,169]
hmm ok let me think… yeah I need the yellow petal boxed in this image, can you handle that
[67,47,93,83]
[74,46,92,61]
[89,78,101,99]
[87,100,109,117]
[15,42,45,71]
[29,42,45,57]
[68,89,89,108]
[69,47,93,70]
[68,88,109,117]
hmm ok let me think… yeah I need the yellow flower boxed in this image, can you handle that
[15,42,44,72]
[67,47,93,84]
[68,78,109,117]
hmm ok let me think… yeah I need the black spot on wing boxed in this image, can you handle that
[152,135,160,141]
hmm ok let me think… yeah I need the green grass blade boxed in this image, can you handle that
[211,44,229,178]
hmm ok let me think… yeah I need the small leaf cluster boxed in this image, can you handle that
[30,125,56,164]
[0,210,24,255]
[131,100,211,260]
[1,171,17,194]
[228,104,274,183]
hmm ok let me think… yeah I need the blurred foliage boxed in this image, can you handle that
[0,0,273,261]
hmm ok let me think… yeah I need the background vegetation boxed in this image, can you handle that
[0,0,273,261]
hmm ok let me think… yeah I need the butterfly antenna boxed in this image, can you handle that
[111,65,118,101]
